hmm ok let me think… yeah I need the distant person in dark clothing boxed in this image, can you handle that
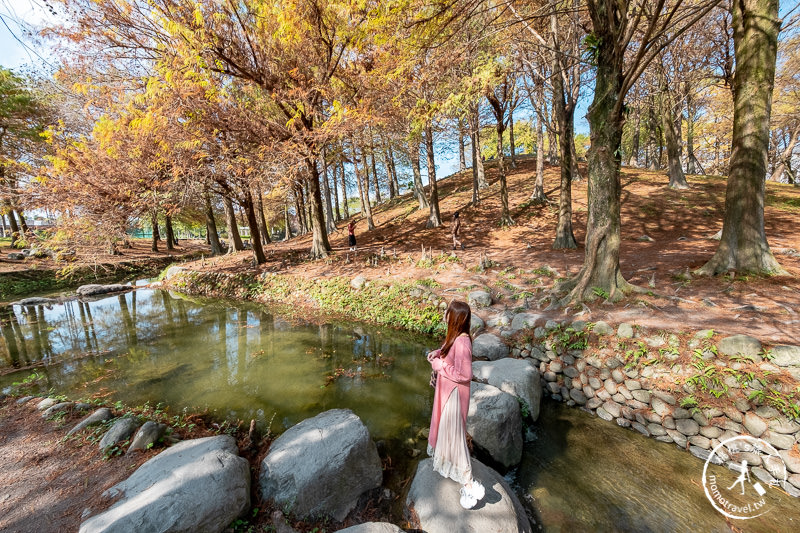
[452,211,463,250]
[348,219,358,251]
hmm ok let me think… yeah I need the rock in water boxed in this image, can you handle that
[98,418,140,452]
[76,284,131,297]
[467,382,523,468]
[338,523,406,533]
[406,457,533,533]
[472,334,509,361]
[67,408,113,436]
[472,359,542,421]
[259,409,382,521]
[79,435,249,533]
[127,421,167,454]
[15,297,57,306]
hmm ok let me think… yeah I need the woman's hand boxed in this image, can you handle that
[429,357,443,371]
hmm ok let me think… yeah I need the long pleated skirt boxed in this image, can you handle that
[427,388,472,484]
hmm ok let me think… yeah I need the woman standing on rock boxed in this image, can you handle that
[426,300,485,509]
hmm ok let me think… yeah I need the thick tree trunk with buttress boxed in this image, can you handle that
[424,124,442,228]
[560,5,633,303]
[223,195,244,252]
[305,158,332,259]
[408,135,429,210]
[660,76,689,189]
[242,189,267,264]
[697,0,783,276]
[204,188,224,255]
[4,200,21,248]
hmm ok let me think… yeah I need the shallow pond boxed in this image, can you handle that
[2,288,799,531]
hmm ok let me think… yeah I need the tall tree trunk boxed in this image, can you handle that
[382,137,397,199]
[408,135,429,210]
[496,121,513,226]
[304,180,313,235]
[256,189,272,244]
[204,188,224,255]
[509,106,517,168]
[305,157,332,259]
[660,80,689,189]
[243,189,267,263]
[770,124,800,182]
[320,153,337,233]
[560,2,632,304]
[332,161,342,221]
[552,47,577,249]
[368,134,382,204]
[294,185,306,234]
[223,195,244,252]
[686,88,696,174]
[340,162,350,218]
[164,214,175,250]
[150,211,159,252]
[697,0,783,276]
[424,123,442,228]
[283,202,292,241]
[353,143,375,229]
[628,108,641,167]
[647,103,660,170]
[531,104,547,202]
[458,118,467,172]
[472,106,488,189]
[470,117,481,206]
[388,143,400,197]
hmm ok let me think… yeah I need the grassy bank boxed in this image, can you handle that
[163,268,447,336]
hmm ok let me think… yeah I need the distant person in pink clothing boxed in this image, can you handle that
[426,300,484,509]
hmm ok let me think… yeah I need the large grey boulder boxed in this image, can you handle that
[80,435,249,533]
[76,284,131,297]
[472,334,509,361]
[36,398,58,411]
[41,402,73,419]
[718,335,762,358]
[67,408,113,436]
[468,290,492,308]
[406,458,532,533]
[259,409,382,521]
[99,417,140,452]
[772,345,800,367]
[337,523,405,533]
[467,382,523,468]
[163,265,185,280]
[509,313,542,333]
[472,359,542,421]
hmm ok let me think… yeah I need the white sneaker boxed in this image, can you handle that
[467,480,485,501]
[459,486,477,509]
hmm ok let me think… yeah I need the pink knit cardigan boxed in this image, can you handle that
[428,335,473,450]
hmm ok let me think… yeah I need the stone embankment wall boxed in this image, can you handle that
[473,304,800,495]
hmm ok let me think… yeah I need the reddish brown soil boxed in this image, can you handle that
[191,158,800,344]
[0,240,208,274]
[0,397,153,533]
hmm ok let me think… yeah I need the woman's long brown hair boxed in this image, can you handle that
[439,300,472,357]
